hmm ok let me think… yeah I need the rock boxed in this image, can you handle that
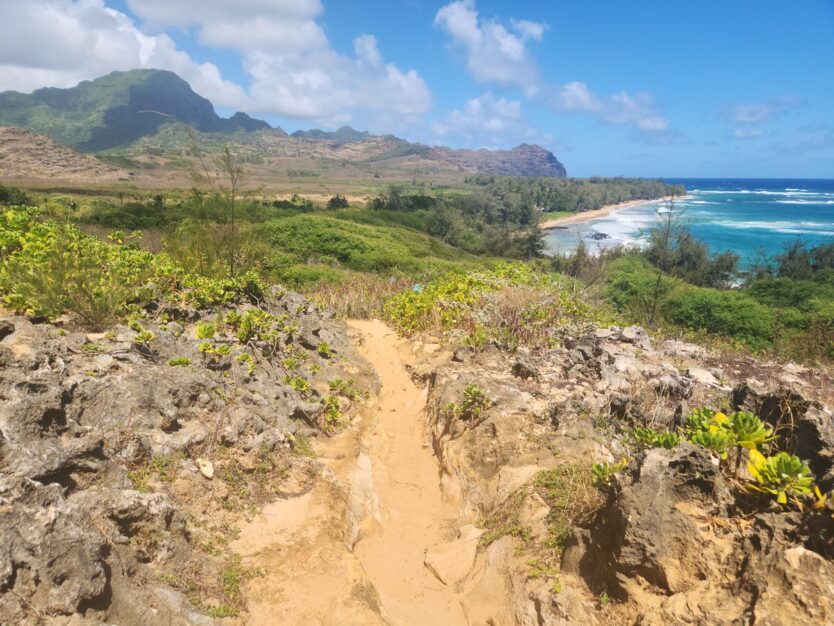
[662,339,706,357]
[594,328,614,340]
[518,492,551,539]
[512,356,540,380]
[424,525,483,585]
[620,326,651,349]
[0,287,378,623]
[0,320,15,341]
[452,347,472,363]
[652,374,692,399]
[196,458,214,479]
[687,366,718,387]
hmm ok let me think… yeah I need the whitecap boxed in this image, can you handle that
[775,199,834,205]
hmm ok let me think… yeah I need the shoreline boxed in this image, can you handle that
[539,195,681,229]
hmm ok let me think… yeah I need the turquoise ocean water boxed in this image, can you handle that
[543,178,834,266]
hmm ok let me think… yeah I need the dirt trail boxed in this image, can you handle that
[232,319,470,625]
[348,320,468,625]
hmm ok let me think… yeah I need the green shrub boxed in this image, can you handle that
[662,287,775,350]
[747,450,816,505]
[631,426,681,450]
[445,384,493,421]
[0,208,266,329]
[591,459,627,487]
[168,357,191,367]
[195,321,216,339]
[384,264,593,350]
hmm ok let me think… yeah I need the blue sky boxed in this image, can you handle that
[1,1,833,177]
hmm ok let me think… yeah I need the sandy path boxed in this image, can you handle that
[347,320,467,626]
[232,319,468,625]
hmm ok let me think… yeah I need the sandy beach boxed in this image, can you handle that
[539,196,679,229]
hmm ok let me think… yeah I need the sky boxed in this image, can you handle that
[0,0,832,177]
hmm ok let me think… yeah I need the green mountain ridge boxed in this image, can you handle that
[0,69,271,152]
[291,126,371,142]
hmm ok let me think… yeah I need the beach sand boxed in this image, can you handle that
[539,196,680,229]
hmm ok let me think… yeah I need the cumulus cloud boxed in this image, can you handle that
[727,96,803,125]
[126,0,328,53]
[0,0,431,130]
[243,37,431,128]
[434,0,672,137]
[127,0,431,128]
[434,0,545,93]
[549,81,669,132]
[431,93,539,147]
[0,0,244,106]
[722,96,803,141]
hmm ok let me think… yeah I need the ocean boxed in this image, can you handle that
[543,178,834,266]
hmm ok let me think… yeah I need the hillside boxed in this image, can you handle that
[0,126,126,182]
[0,70,567,179]
[0,69,270,152]
[1,207,832,624]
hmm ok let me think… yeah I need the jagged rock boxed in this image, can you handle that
[619,326,651,349]
[0,287,377,623]
[452,347,472,363]
[687,366,718,387]
[651,374,692,399]
[512,356,540,380]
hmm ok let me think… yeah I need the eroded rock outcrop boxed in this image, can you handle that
[0,287,376,624]
[414,324,834,625]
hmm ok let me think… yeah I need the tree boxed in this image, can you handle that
[777,241,814,280]
[326,194,349,210]
[647,195,680,326]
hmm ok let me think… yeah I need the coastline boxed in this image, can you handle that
[539,196,680,230]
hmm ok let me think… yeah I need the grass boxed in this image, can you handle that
[533,464,602,554]
[260,213,479,278]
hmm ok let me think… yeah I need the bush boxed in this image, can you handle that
[0,207,266,329]
[0,213,163,328]
[0,185,34,206]
[385,264,596,350]
[662,287,775,349]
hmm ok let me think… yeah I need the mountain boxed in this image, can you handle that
[0,69,567,178]
[0,69,270,152]
[291,126,371,142]
[0,126,126,182]
[427,143,567,177]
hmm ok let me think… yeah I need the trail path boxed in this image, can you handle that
[233,319,469,625]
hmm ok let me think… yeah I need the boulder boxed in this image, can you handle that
[424,525,483,585]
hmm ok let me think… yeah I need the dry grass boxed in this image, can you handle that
[302,273,413,319]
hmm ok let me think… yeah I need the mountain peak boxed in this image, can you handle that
[291,126,371,142]
[0,69,270,151]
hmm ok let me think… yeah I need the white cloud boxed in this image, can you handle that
[0,0,244,106]
[434,1,672,137]
[244,39,431,128]
[434,0,545,93]
[0,0,431,130]
[126,0,328,53]
[728,97,802,125]
[127,0,431,128]
[431,93,538,147]
[723,96,802,141]
[733,127,764,140]
[547,81,670,133]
